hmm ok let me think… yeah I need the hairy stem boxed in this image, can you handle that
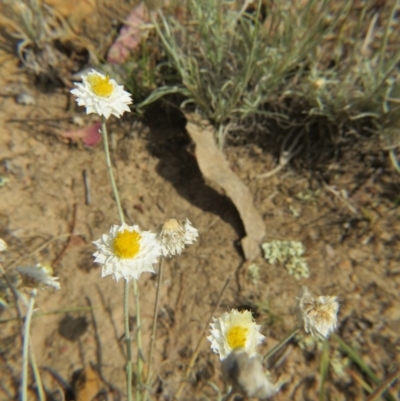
[124,281,133,401]
[101,116,125,225]
[174,275,232,400]
[263,328,300,363]
[21,288,37,401]
[133,279,143,401]
[101,117,132,401]
[143,258,164,400]
[29,342,45,401]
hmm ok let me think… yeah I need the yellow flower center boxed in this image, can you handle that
[227,325,248,349]
[113,230,141,259]
[87,74,114,97]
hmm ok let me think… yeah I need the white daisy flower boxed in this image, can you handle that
[207,309,265,360]
[298,287,339,339]
[0,238,7,252]
[93,223,161,281]
[156,218,199,258]
[71,69,132,119]
[17,264,61,290]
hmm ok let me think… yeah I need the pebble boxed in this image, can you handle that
[15,92,36,105]
[384,304,400,321]
[71,115,85,126]
[339,259,352,270]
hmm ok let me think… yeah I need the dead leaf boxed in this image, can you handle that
[73,366,102,401]
[185,114,266,260]
[107,2,154,64]
[62,123,101,147]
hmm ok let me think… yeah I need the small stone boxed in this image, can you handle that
[339,259,352,270]
[379,231,393,242]
[384,304,400,321]
[325,244,336,258]
[15,92,36,105]
[71,115,85,126]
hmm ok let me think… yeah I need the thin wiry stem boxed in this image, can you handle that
[29,342,45,401]
[263,328,300,363]
[21,288,37,401]
[366,368,400,401]
[133,279,143,401]
[0,264,24,337]
[124,281,133,401]
[332,334,397,401]
[319,340,330,401]
[174,275,232,400]
[101,117,132,401]
[101,116,125,225]
[143,257,165,400]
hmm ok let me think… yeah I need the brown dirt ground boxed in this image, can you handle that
[1,7,400,401]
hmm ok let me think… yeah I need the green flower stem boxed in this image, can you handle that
[133,279,143,401]
[263,327,300,362]
[101,116,131,401]
[29,342,45,401]
[331,334,379,384]
[319,340,330,401]
[332,334,397,401]
[124,281,133,401]
[21,288,37,401]
[143,257,164,400]
[101,116,125,225]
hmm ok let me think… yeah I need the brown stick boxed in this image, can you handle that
[366,368,400,401]
[52,203,77,266]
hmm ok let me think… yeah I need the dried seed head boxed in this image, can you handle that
[298,287,339,339]
[156,218,198,258]
[17,264,61,291]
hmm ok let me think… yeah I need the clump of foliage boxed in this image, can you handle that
[134,0,399,155]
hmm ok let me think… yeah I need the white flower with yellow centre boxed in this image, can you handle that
[71,70,132,119]
[17,264,61,290]
[207,309,265,360]
[298,287,339,339]
[93,224,161,281]
[156,218,199,258]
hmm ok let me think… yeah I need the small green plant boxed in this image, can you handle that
[139,0,341,148]
[135,0,399,160]
[262,240,310,279]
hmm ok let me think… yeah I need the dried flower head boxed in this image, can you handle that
[93,223,161,281]
[208,309,265,360]
[0,238,7,252]
[17,264,61,290]
[221,348,277,399]
[71,69,132,119]
[298,287,339,339]
[156,218,199,258]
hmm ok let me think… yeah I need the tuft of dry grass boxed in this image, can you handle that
[134,0,399,155]
[0,0,97,84]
